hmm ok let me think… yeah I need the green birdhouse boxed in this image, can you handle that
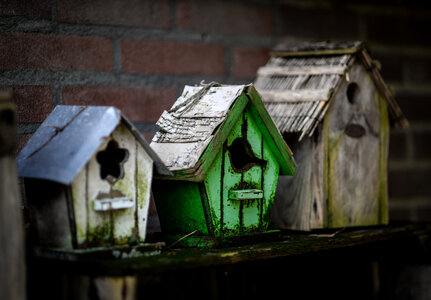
[150,83,296,247]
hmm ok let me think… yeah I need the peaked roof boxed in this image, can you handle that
[254,40,408,141]
[150,83,296,181]
[18,105,171,185]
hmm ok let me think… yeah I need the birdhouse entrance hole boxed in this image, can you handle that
[96,140,129,183]
[227,138,266,172]
[346,82,359,104]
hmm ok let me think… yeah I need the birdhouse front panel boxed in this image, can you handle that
[325,62,389,227]
[151,84,296,242]
[71,123,153,248]
[203,108,280,235]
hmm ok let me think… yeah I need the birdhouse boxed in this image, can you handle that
[17,105,171,250]
[150,83,296,246]
[254,41,408,231]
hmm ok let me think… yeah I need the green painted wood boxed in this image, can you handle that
[203,151,223,236]
[222,114,243,234]
[229,190,263,200]
[245,86,296,176]
[377,93,389,224]
[152,180,209,235]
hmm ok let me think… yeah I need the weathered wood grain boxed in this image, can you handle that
[0,94,26,300]
[326,62,383,227]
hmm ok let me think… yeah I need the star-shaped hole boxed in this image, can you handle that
[96,140,129,184]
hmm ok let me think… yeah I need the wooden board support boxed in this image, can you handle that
[0,91,26,300]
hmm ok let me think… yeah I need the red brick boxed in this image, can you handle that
[0,33,113,72]
[142,132,156,143]
[58,0,170,28]
[277,5,360,40]
[121,40,225,75]
[231,47,270,78]
[0,0,51,19]
[62,86,175,123]
[177,0,273,36]
[2,85,54,123]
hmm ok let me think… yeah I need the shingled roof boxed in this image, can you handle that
[150,83,296,179]
[254,40,407,141]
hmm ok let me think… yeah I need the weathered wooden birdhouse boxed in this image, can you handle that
[254,41,408,231]
[17,105,170,250]
[150,83,296,246]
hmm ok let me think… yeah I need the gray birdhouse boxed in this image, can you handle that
[17,105,170,250]
[254,41,408,231]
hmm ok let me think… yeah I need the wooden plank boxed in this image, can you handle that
[257,65,346,77]
[326,62,383,227]
[259,89,331,103]
[29,223,431,276]
[0,93,26,300]
[136,142,153,242]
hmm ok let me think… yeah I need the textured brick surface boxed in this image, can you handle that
[389,131,407,162]
[231,47,270,78]
[58,0,170,28]
[365,14,431,46]
[3,85,54,123]
[395,93,431,123]
[404,57,431,84]
[277,6,360,39]
[0,0,51,19]
[389,168,431,198]
[372,53,405,83]
[62,86,175,122]
[121,40,225,75]
[0,33,113,72]
[413,131,431,160]
[177,0,273,35]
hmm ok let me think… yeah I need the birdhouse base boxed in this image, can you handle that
[163,230,282,248]
[32,242,165,261]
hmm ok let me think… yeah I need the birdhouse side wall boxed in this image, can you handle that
[25,179,74,249]
[270,131,325,231]
[204,108,280,236]
[152,180,210,235]
[324,61,388,227]
[70,123,152,248]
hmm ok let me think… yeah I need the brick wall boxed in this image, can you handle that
[1,0,431,223]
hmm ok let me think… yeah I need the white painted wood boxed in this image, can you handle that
[136,144,153,242]
[151,137,213,171]
[71,168,87,246]
[259,90,332,102]
[170,85,245,118]
[94,198,134,211]
[87,139,112,244]
[111,124,137,244]
[257,65,346,77]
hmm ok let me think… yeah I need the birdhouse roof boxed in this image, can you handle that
[150,83,296,180]
[17,105,171,185]
[254,40,408,141]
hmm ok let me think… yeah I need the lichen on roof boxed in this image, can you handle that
[151,83,246,171]
[255,40,407,141]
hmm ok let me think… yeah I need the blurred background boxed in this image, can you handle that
[1,0,430,225]
[1,1,431,299]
